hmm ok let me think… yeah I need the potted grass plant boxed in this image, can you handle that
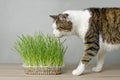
[13,33,67,75]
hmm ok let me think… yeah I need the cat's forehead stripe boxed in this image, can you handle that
[54,15,72,31]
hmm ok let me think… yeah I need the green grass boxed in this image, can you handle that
[13,33,67,67]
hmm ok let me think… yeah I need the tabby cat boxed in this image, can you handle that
[50,8,120,76]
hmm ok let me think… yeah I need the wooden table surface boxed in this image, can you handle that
[0,63,120,80]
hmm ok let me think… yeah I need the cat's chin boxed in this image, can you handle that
[55,35,64,38]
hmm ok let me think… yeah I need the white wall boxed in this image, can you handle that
[0,0,120,64]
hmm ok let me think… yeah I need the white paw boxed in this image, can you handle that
[92,66,102,72]
[72,62,85,76]
[72,67,85,76]
[72,69,82,76]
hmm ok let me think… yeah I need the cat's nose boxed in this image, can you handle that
[53,33,56,37]
[53,31,57,37]
[53,34,56,37]
[53,33,55,36]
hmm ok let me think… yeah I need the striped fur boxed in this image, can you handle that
[82,8,120,64]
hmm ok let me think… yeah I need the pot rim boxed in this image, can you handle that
[23,65,64,68]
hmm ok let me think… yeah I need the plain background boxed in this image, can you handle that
[0,0,120,65]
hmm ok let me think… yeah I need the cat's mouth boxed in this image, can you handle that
[54,35,64,38]
[59,35,64,38]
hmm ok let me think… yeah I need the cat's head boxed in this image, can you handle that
[50,13,74,38]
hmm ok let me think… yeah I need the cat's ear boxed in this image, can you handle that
[49,15,58,20]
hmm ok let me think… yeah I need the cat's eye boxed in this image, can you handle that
[57,27,62,31]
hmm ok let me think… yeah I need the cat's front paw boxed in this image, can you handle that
[72,63,85,76]
[92,66,102,72]
[72,68,84,76]
[72,69,81,76]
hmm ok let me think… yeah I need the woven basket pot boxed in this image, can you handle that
[24,66,62,75]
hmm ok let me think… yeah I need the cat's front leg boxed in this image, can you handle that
[72,62,85,76]
[72,42,100,75]
[72,32,100,75]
